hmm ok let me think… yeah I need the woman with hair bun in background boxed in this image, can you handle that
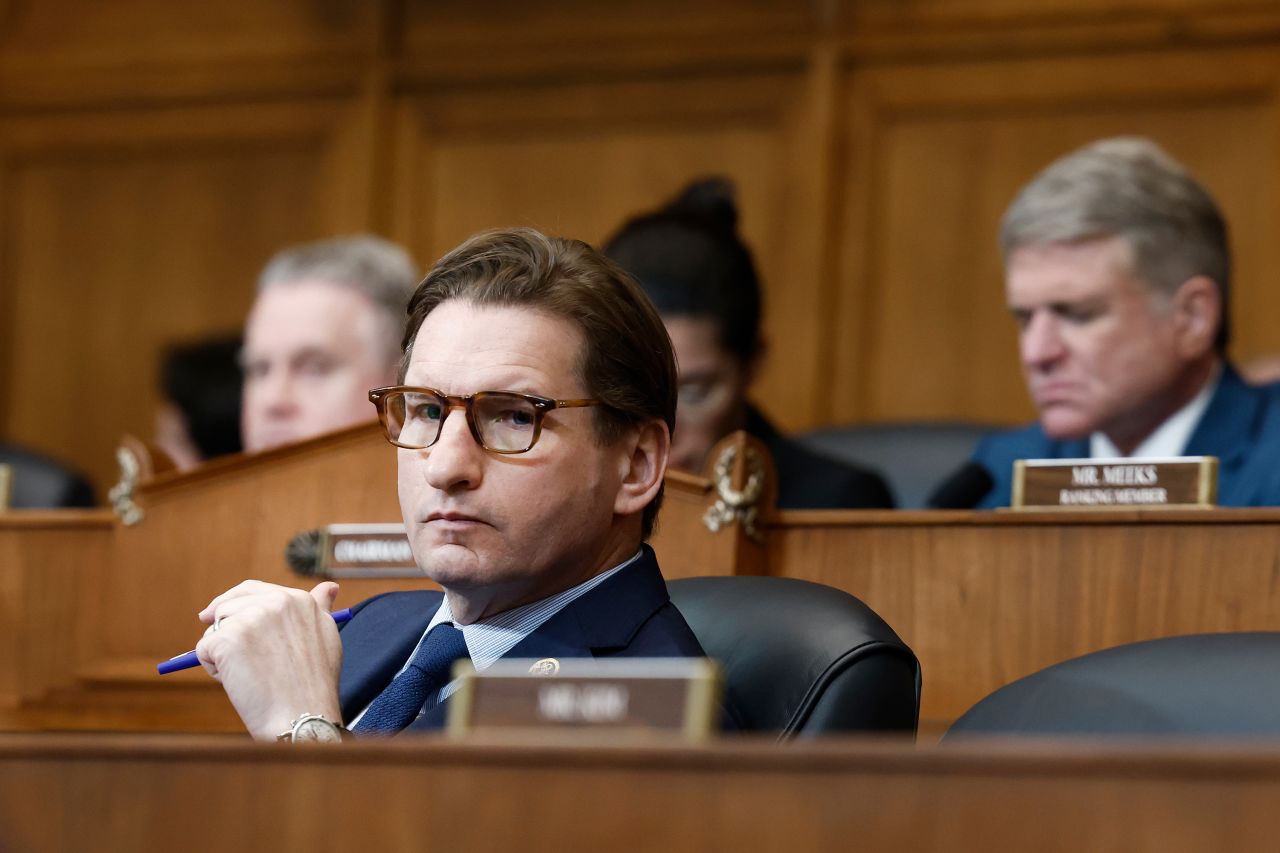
[604,177,894,509]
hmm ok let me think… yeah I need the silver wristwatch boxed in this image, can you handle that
[276,713,350,744]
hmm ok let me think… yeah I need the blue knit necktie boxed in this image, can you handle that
[353,623,470,734]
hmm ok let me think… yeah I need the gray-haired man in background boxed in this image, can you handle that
[963,137,1280,507]
[241,235,419,452]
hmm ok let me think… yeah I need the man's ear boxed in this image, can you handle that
[1172,275,1221,359]
[613,419,670,518]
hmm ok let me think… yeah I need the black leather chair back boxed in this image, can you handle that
[946,632,1280,739]
[799,421,995,508]
[0,444,95,509]
[668,576,920,738]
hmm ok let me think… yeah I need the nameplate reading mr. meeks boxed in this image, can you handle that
[1011,456,1218,510]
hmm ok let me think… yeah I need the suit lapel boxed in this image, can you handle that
[404,547,671,732]
[1185,365,1256,471]
[504,621,598,661]
[338,591,440,723]
[470,546,671,659]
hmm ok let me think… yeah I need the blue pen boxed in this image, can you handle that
[157,608,354,674]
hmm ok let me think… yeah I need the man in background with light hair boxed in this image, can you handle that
[965,137,1280,507]
[241,235,419,452]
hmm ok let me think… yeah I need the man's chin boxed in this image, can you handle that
[418,539,508,580]
[1037,408,1095,442]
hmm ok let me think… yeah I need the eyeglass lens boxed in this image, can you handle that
[384,390,539,452]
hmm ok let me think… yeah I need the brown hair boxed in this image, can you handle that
[401,227,677,539]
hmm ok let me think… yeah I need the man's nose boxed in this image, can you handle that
[257,370,300,417]
[422,409,484,491]
[1021,312,1066,371]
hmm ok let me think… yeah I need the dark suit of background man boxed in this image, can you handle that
[605,178,894,510]
[195,228,710,741]
[964,137,1280,508]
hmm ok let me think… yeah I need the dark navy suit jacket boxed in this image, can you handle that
[337,545,711,732]
[971,365,1280,508]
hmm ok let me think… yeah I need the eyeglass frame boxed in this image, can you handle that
[368,385,602,454]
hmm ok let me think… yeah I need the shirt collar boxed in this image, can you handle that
[1090,363,1221,459]
[426,549,643,672]
[348,549,645,729]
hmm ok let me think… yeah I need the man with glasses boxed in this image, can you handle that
[194,228,713,741]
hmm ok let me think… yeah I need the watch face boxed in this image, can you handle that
[294,717,342,743]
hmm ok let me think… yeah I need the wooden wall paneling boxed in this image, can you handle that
[391,74,795,263]
[385,92,427,255]
[0,0,380,108]
[768,42,849,429]
[0,99,374,494]
[338,2,402,236]
[404,0,815,46]
[837,0,1280,58]
[387,68,840,430]
[0,0,381,65]
[0,135,9,436]
[828,62,883,428]
[840,0,1280,31]
[829,45,1280,426]
[398,0,817,81]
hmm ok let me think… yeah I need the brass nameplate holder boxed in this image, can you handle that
[0,463,10,511]
[286,523,423,578]
[447,658,722,740]
[324,523,420,576]
[1012,456,1218,510]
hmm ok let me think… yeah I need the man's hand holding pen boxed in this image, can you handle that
[195,580,345,741]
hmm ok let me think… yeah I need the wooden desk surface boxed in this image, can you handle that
[3,733,1280,852]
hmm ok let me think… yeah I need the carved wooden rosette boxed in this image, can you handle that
[699,431,777,574]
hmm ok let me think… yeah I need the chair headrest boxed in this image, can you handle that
[947,632,1280,738]
[669,576,919,735]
